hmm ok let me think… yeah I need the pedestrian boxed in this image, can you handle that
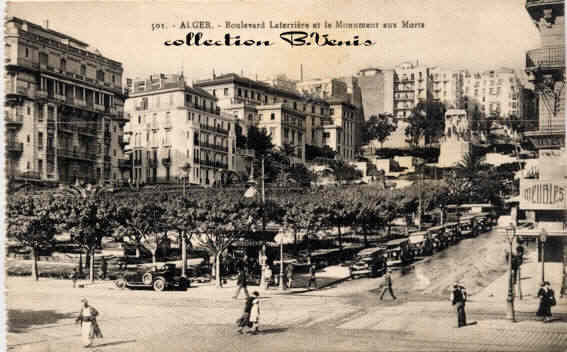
[451,282,467,328]
[99,257,108,280]
[248,291,261,334]
[307,263,317,289]
[233,266,250,299]
[71,268,78,288]
[380,269,397,300]
[236,295,254,334]
[263,265,273,290]
[536,281,556,322]
[286,264,294,289]
[75,298,103,348]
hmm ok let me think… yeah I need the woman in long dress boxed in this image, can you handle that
[76,298,103,347]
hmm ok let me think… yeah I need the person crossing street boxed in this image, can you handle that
[380,269,397,300]
[451,282,467,328]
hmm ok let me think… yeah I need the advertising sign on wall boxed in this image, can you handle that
[520,180,567,210]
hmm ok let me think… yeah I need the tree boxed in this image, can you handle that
[164,197,201,277]
[324,190,357,253]
[306,145,336,161]
[194,194,265,287]
[330,160,362,183]
[362,114,397,147]
[6,196,59,281]
[406,101,446,147]
[246,125,273,157]
[280,195,327,257]
[114,199,166,269]
[60,183,116,282]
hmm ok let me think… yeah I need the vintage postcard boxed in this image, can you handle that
[3,0,566,351]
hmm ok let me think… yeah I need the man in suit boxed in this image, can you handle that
[380,269,397,300]
[451,282,467,327]
[233,266,249,299]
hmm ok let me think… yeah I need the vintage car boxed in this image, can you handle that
[444,222,460,244]
[349,247,387,279]
[459,216,478,238]
[476,213,493,233]
[115,264,190,292]
[408,231,434,257]
[427,225,448,251]
[384,238,412,267]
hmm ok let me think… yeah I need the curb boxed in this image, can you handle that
[272,275,352,295]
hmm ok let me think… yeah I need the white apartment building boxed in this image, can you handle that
[124,74,235,186]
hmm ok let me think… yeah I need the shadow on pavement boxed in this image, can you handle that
[8,309,76,333]
[259,327,288,335]
[92,339,136,348]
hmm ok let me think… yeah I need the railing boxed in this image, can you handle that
[6,141,23,153]
[57,148,97,161]
[526,0,563,6]
[148,159,158,168]
[94,103,105,111]
[118,159,131,169]
[134,159,142,166]
[199,159,228,169]
[230,97,260,106]
[5,113,24,125]
[526,47,565,70]
[199,124,229,134]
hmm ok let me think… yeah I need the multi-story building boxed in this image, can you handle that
[393,62,431,119]
[4,17,127,185]
[355,68,395,119]
[195,73,334,161]
[515,0,566,288]
[429,67,464,110]
[124,73,235,186]
[257,104,306,162]
[461,68,525,119]
[324,98,359,160]
[296,78,348,100]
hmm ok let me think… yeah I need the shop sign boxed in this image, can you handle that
[520,180,567,210]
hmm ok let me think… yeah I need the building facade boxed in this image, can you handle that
[429,67,464,110]
[195,73,334,162]
[393,62,431,119]
[124,74,235,186]
[355,68,395,119]
[324,98,359,160]
[516,0,566,288]
[4,17,127,185]
[461,68,525,120]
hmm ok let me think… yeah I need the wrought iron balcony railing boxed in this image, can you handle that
[526,47,565,70]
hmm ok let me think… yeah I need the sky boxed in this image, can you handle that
[6,0,541,83]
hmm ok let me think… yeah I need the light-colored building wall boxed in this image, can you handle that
[4,16,126,185]
[125,74,235,186]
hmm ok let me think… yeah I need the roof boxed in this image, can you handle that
[195,73,304,100]
[385,238,409,246]
[7,16,89,47]
[357,247,386,256]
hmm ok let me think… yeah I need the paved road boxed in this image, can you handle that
[7,230,567,352]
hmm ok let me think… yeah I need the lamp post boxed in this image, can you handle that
[505,224,516,322]
[540,229,547,284]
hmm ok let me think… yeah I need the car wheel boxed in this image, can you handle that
[153,278,166,292]
[115,278,126,289]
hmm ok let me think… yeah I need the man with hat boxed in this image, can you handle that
[451,282,467,327]
[76,298,103,347]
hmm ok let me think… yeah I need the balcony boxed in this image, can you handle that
[94,103,105,112]
[526,47,565,72]
[78,127,97,137]
[230,97,260,106]
[6,141,23,153]
[162,157,172,167]
[57,148,97,161]
[118,158,132,169]
[37,90,48,100]
[525,121,565,149]
[5,113,24,127]
[134,159,142,166]
[148,159,158,168]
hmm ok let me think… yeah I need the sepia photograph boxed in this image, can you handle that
[2,0,566,351]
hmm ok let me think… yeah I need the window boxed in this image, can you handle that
[39,52,48,66]
[27,106,31,115]
[270,113,275,120]
[237,88,242,97]
[244,90,248,98]
[38,132,44,149]
[80,65,86,76]
[330,108,334,115]
[224,88,229,96]
[25,47,29,58]
[97,70,105,81]
[60,58,66,72]
[113,149,117,157]
[212,89,216,97]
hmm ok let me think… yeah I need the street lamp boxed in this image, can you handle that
[505,223,516,322]
[540,229,547,284]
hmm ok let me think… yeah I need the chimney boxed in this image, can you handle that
[44,20,49,29]
[212,69,216,79]
[300,64,303,81]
